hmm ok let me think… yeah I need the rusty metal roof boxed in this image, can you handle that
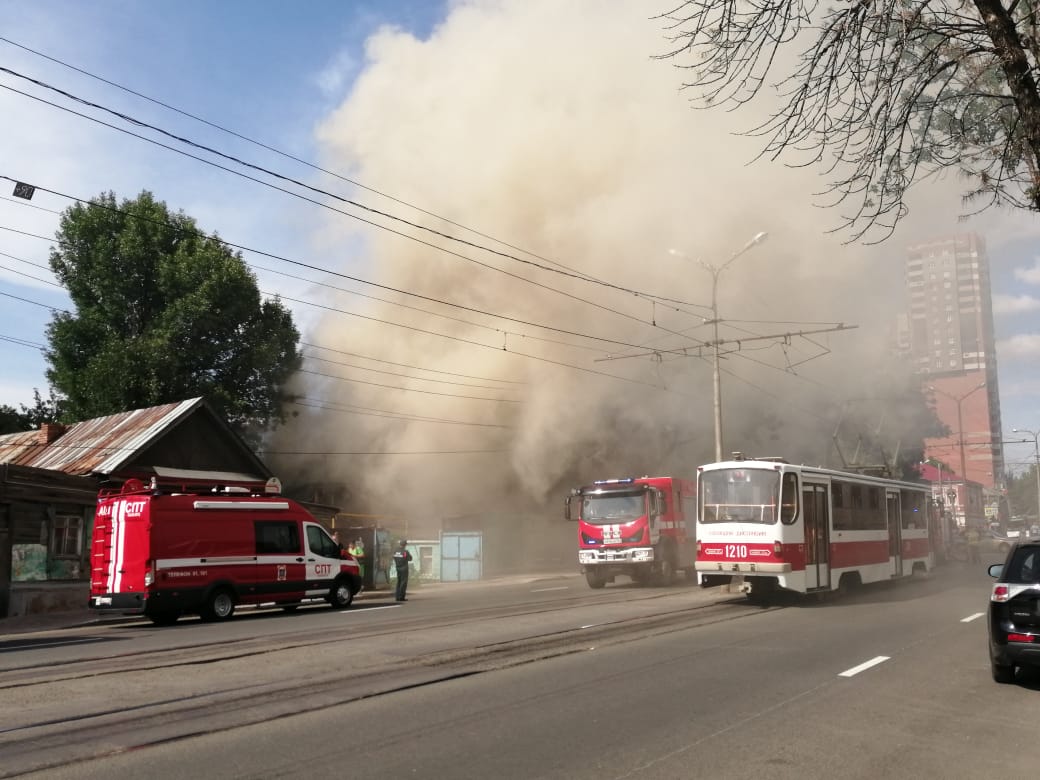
[0,398,204,476]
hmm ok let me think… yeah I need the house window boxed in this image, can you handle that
[52,514,82,557]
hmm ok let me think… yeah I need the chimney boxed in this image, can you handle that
[38,423,67,444]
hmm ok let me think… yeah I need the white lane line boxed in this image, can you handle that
[531,586,568,593]
[346,605,401,614]
[961,612,985,623]
[838,656,890,677]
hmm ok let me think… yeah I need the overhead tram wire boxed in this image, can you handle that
[1,198,607,359]
[296,368,519,403]
[0,213,689,393]
[0,206,832,399]
[299,341,525,385]
[0,185,704,357]
[0,264,690,398]
[0,67,714,332]
[0,38,711,314]
[291,396,513,428]
[301,353,521,392]
[0,332,46,349]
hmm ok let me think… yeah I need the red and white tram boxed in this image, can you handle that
[695,455,936,601]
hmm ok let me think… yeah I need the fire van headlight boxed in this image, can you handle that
[632,548,653,562]
[579,550,597,564]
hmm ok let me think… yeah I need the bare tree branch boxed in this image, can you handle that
[655,0,1040,241]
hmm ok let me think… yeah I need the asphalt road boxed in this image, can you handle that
[2,559,1036,779]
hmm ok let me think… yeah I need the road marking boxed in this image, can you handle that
[346,605,401,614]
[838,656,890,677]
[961,612,984,623]
[530,586,568,592]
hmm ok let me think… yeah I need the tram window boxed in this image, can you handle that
[780,473,798,524]
[901,490,925,529]
[832,483,851,530]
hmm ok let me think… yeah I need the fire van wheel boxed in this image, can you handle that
[147,610,181,626]
[329,578,354,609]
[200,588,236,622]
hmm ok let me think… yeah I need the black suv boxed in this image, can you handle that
[988,540,1040,683]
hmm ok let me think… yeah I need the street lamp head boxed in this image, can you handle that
[751,231,768,245]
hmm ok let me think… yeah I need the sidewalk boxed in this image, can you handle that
[0,571,581,637]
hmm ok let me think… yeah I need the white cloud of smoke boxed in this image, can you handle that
[268,0,1003,524]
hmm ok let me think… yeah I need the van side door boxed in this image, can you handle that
[253,519,306,605]
[304,523,342,589]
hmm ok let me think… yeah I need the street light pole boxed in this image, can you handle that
[1012,427,1040,525]
[928,382,986,481]
[672,232,768,462]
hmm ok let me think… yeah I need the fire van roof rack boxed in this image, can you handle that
[100,470,282,498]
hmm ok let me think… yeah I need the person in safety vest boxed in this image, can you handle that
[393,540,413,602]
[348,538,366,578]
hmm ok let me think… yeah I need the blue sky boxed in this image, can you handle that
[2,1,1040,492]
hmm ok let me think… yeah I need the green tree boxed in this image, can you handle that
[657,1,1040,241]
[46,191,300,438]
[0,389,66,434]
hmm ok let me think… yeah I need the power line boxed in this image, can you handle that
[299,341,524,385]
[291,396,513,429]
[296,367,519,403]
[0,35,630,294]
[0,184,696,355]
[0,190,693,393]
[0,67,714,322]
[301,353,521,392]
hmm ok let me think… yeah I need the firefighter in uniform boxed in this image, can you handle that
[393,540,413,601]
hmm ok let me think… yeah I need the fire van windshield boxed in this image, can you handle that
[581,493,646,524]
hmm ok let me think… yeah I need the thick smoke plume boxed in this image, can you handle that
[268,1,943,531]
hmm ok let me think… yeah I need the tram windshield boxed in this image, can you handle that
[580,492,646,524]
[700,468,780,524]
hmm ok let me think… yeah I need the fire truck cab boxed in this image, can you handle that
[89,471,363,625]
[564,476,697,588]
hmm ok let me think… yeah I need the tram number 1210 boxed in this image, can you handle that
[725,544,748,558]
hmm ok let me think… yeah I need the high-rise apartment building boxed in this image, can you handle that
[904,234,1004,488]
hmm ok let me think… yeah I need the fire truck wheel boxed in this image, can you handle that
[655,557,676,586]
[584,569,606,589]
[147,610,181,626]
[200,588,236,622]
[329,578,354,609]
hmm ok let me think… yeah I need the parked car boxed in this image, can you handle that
[987,540,1040,683]
[983,531,1014,556]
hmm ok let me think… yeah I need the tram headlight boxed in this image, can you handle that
[773,541,784,557]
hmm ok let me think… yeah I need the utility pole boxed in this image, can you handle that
[700,231,768,462]
[1012,427,1040,524]
[929,382,986,481]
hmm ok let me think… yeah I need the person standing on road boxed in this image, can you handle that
[966,524,982,564]
[393,540,413,602]
[349,538,366,580]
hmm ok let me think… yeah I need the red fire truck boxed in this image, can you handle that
[564,476,697,588]
[89,471,363,625]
